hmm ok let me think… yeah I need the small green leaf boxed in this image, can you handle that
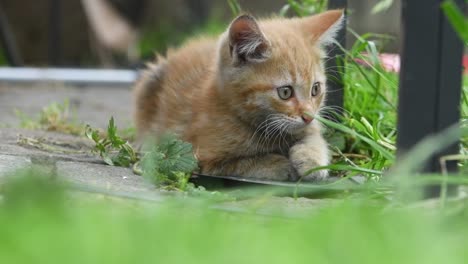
[227,0,242,16]
[102,154,114,166]
[307,113,395,161]
[141,134,198,187]
[371,0,394,14]
[441,0,468,44]
[327,133,347,151]
[279,4,290,17]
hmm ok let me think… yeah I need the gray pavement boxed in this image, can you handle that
[0,128,155,194]
[0,82,133,129]
[0,81,156,196]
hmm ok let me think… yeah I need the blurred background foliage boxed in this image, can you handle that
[0,0,401,67]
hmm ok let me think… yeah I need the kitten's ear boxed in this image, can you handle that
[228,14,270,64]
[300,9,345,46]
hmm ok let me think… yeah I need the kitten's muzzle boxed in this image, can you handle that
[301,114,313,124]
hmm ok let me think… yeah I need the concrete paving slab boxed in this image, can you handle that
[0,154,31,176]
[0,83,133,129]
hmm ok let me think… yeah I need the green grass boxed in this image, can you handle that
[319,33,399,178]
[316,29,467,180]
[442,0,468,45]
[1,172,468,264]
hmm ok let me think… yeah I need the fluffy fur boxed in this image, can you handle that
[134,10,344,181]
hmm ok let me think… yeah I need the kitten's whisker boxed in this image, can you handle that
[270,121,283,152]
[249,117,271,143]
[278,122,289,154]
[250,119,268,154]
[253,116,283,154]
[263,119,284,152]
[282,122,292,152]
[252,118,274,154]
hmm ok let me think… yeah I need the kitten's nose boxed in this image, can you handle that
[301,114,313,124]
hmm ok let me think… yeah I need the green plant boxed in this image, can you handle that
[15,99,84,135]
[85,117,138,167]
[313,31,398,179]
[227,0,242,16]
[371,0,395,14]
[441,0,468,176]
[86,118,199,191]
[140,134,198,190]
[442,0,468,44]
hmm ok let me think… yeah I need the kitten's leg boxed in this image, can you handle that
[206,154,299,181]
[289,132,330,182]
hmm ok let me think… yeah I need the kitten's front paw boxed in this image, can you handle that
[261,155,300,181]
[301,168,329,182]
[289,142,329,182]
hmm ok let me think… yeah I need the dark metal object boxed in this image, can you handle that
[48,0,62,66]
[0,3,23,66]
[326,0,347,117]
[397,0,464,198]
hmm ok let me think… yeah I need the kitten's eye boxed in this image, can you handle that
[277,86,293,100]
[311,82,321,97]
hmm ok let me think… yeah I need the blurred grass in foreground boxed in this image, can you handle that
[1,169,468,264]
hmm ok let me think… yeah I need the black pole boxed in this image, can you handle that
[0,3,23,66]
[48,0,62,66]
[397,0,463,198]
[326,0,347,117]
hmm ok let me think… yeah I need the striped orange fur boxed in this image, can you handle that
[134,10,344,181]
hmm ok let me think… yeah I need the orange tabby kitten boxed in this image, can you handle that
[134,10,344,181]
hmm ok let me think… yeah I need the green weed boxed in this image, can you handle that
[85,117,138,167]
[15,99,84,136]
[86,118,199,192]
[140,134,198,190]
[371,0,395,14]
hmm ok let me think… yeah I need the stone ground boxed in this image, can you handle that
[0,82,161,199]
[0,82,340,212]
[0,82,133,129]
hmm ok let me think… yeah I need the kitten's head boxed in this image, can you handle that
[217,10,344,132]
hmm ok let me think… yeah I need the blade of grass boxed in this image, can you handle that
[309,113,395,160]
[441,0,468,44]
[389,120,468,176]
[304,164,384,176]
[227,0,242,16]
